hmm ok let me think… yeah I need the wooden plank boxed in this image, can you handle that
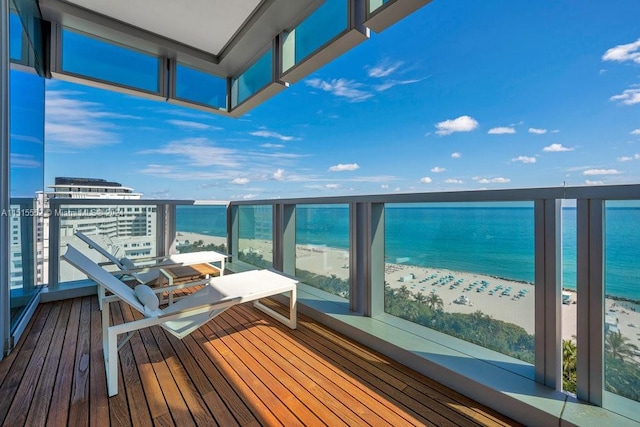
[68,297,92,426]
[24,299,73,427]
[2,301,62,426]
[194,321,287,427]
[233,305,423,427]
[299,311,517,426]
[0,303,51,425]
[222,309,362,427]
[47,298,82,426]
[88,297,109,427]
[177,333,257,427]
[0,303,43,386]
[213,312,327,427]
[238,302,469,426]
[147,323,217,426]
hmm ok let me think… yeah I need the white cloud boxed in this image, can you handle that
[474,177,511,184]
[631,129,640,135]
[610,88,640,106]
[444,179,464,184]
[602,38,640,64]
[10,153,41,168]
[616,154,640,162]
[166,119,221,131]
[583,169,622,176]
[261,143,285,149]
[488,127,516,135]
[367,60,403,78]
[551,129,560,133]
[45,90,141,148]
[305,78,373,102]
[543,143,574,152]
[329,163,360,172]
[585,180,604,186]
[250,130,299,141]
[139,137,243,167]
[528,128,548,135]
[325,184,341,189]
[435,116,479,136]
[380,184,389,189]
[374,79,422,92]
[511,156,537,164]
[273,169,285,181]
[431,166,446,173]
[231,177,250,185]
[451,152,462,159]
[420,177,432,183]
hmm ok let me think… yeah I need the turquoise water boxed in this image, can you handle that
[176,205,640,301]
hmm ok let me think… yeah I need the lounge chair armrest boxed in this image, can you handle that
[157,297,242,319]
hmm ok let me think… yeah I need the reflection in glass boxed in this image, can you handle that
[296,204,350,299]
[384,202,535,363]
[604,201,640,403]
[175,205,227,254]
[10,12,22,61]
[61,28,160,93]
[238,206,273,269]
[282,0,348,73]
[231,49,272,107]
[175,64,228,110]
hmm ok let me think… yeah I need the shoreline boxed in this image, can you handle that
[177,231,640,343]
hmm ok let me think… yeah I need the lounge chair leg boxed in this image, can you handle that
[106,327,119,397]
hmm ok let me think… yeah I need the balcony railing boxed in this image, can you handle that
[46,184,640,425]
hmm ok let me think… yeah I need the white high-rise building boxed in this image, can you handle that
[36,177,156,284]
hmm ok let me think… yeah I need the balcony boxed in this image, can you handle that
[2,185,636,426]
[0,295,516,426]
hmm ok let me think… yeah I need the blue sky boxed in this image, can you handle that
[32,1,640,199]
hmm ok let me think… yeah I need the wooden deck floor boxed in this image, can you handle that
[0,296,520,426]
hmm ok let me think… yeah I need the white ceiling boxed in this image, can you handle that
[65,0,263,55]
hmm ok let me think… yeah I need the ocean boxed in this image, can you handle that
[176,205,640,301]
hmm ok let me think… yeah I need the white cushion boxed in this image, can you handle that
[134,284,159,311]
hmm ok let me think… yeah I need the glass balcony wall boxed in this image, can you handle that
[602,200,640,414]
[175,203,228,255]
[385,201,535,364]
[235,205,273,269]
[295,204,350,299]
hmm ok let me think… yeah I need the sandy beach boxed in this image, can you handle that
[177,231,640,344]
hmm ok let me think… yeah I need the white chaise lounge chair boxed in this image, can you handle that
[74,230,228,285]
[62,244,297,397]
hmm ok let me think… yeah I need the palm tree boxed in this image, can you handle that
[414,292,427,305]
[562,339,577,394]
[605,331,639,362]
[426,292,443,312]
[397,285,411,299]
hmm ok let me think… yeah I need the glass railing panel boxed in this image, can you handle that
[237,205,273,269]
[8,200,42,329]
[384,202,535,363]
[603,200,640,404]
[57,204,158,282]
[562,204,578,394]
[295,204,350,299]
[282,0,348,73]
[175,204,227,255]
[61,28,160,93]
[231,48,272,108]
[9,11,22,61]
[175,64,228,110]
